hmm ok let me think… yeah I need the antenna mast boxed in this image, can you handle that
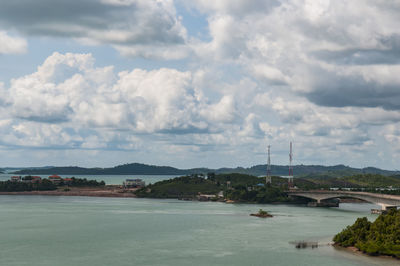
[266,145,271,184]
[288,142,293,188]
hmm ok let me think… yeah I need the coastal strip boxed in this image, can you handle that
[0,186,137,198]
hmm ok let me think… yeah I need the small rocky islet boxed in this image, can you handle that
[250,209,273,218]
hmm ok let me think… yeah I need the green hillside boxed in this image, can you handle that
[307,174,400,189]
[334,209,400,258]
[135,175,221,198]
[11,162,400,177]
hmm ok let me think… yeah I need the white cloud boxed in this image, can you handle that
[0,0,187,59]
[200,95,236,123]
[2,1,400,169]
[0,52,243,151]
[0,31,26,54]
[188,0,400,109]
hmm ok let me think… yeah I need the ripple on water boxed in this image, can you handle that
[0,195,394,266]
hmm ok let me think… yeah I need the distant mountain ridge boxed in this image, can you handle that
[11,163,400,177]
[1,166,53,174]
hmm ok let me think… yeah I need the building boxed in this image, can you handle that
[48,175,62,184]
[63,178,73,185]
[31,176,42,183]
[123,179,145,188]
[197,193,217,201]
[10,176,21,182]
[21,176,33,183]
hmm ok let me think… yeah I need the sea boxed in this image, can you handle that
[0,174,398,266]
[0,173,174,185]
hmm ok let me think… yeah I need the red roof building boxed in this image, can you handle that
[11,176,21,182]
[31,176,42,183]
[48,175,62,184]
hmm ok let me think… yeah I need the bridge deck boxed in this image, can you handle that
[287,190,400,209]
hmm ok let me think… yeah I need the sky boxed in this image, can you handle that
[0,0,400,169]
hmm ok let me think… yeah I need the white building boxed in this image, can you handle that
[123,179,145,188]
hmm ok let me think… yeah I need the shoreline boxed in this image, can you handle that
[333,243,399,261]
[0,186,138,198]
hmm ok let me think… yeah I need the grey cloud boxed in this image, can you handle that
[190,0,281,16]
[337,134,371,146]
[311,48,400,65]
[159,126,210,135]
[0,1,113,29]
[15,113,71,123]
[218,0,281,17]
[305,83,400,110]
[0,0,185,48]
[311,35,400,65]
[303,67,400,110]
[312,127,330,137]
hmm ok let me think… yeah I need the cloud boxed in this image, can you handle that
[188,0,400,110]
[0,0,187,59]
[0,31,27,54]
[0,52,241,150]
[2,1,400,169]
[190,0,280,16]
[302,65,400,109]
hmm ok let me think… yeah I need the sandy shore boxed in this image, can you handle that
[0,186,138,198]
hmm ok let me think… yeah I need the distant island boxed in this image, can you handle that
[3,171,400,202]
[333,209,400,259]
[10,162,400,177]
[0,175,139,198]
[0,176,105,192]
[134,173,400,202]
[134,173,295,203]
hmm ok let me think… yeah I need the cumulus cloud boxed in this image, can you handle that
[188,0,400,110]
[0,0,187,59]
[2,1,400,168]
[0,31,27,54]
[0,52,241,150]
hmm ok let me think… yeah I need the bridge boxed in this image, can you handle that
[287,190,400,210]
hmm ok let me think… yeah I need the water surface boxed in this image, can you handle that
[0,196,397,266]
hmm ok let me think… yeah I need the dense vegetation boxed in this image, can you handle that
[225,185,290,203]
[308,174,400,189]
[0,180,57,192]
[333,209,400,258]
[12,162,400,176]
[135,174,301,203]
[0,177,104,192]
[62,177,105,187]
[342,174,400,188]
[135,175,220,198]
[135,172,400,203]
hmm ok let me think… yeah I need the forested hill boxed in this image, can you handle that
[12,164,188,175]
[333,209,400,258]
[11,163,400,177]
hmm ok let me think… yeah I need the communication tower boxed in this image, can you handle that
[266,145,271,184]
[288,142,294,188]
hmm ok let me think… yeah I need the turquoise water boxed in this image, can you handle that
[0,196,397,266]
[0,174,176,185]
